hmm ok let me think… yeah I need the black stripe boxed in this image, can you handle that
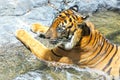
[51,49,62,57]
[93,35,98,48]
[112,77,115,80]
[91,32,97,48]
[58,46,66,51]
[99,39,110,56]
[82,32,92,47]
[76,16,79,20]
[102,45,118,71]
[69,17,72,22]
[73,28,77,33]
[72,15,77,19]
[64,20,67,23]
[67,23,73,28]
[102,44,114,71]
[66,29,70,39]
[104,42,110,53]
[119,67,120,79]
[107,67,112,75]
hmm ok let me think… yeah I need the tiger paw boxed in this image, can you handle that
[15,29,29,48]
[15,29,26,39]
[31,23,48,33]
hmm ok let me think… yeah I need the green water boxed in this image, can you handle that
[90,10,120,45]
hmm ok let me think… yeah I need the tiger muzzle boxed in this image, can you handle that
[49,39,59,45]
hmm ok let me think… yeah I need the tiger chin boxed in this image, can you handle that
[16,5,120,79]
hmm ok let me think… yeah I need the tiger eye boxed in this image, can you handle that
[57,27,65,33]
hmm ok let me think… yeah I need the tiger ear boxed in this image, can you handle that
[78,22,90,36]
[70,5,79,12]
[81,15,89,20]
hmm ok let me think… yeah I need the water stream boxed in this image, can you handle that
[14,62,110,80]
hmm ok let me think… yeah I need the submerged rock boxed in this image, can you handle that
[0,0,120,80]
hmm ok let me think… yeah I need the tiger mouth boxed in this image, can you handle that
[39,34,71,45]
[49,39,59,45]
[49,39,71,45]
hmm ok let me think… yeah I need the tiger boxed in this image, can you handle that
[16,5,120,79]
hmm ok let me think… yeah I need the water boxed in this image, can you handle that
[90,10,120,45]
[14,63,110,80]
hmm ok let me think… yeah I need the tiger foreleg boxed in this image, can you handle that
[15,29,60,61]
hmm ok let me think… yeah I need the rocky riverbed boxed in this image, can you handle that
[0,0,120,80]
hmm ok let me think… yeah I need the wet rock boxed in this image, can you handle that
[0,0,31,16]
[23,5,56,26]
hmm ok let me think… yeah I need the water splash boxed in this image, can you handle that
[14,63,111,80]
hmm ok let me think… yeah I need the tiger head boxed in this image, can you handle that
[43,5,90,50]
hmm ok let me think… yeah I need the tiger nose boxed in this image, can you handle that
[44,34,51,39]
[39,34,46,38]
[45,36,50,39]
[39,34,50,39]
[50,39,58,44]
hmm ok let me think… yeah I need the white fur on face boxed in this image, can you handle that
[62,29,82,50]
[64,35,76,50]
